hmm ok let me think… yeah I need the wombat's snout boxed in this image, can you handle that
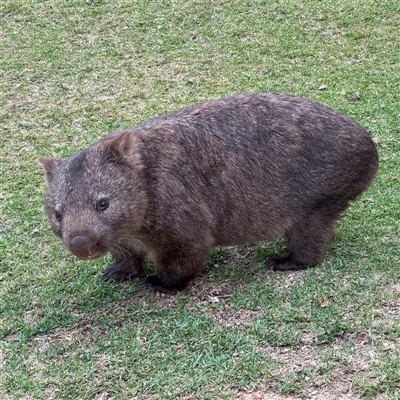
[69,235,103,260]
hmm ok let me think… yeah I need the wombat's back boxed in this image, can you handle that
[125,92,378,245]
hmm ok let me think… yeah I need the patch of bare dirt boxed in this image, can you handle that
[241,330,398,400]
[237,389,354,400]
[237,389,391,400]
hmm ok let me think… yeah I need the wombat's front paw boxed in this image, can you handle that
[103,261,140,282]
[144,275,188,293]
[267,256,310,271]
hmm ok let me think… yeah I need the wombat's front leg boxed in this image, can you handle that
[103,249,144,282]
[144,249,208,292]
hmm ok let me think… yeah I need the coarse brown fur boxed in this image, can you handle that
[40,92,378,292]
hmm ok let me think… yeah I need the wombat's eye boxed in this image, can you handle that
[55,211,62,222]
[97,198,109,211]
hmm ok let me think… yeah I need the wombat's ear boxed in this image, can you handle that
[103,131,137,161]
[39,157,60,184]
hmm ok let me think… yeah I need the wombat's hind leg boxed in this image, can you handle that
[103,250,144,282]
[268,216,336,271]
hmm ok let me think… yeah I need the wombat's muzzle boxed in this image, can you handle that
[68,235,106,260]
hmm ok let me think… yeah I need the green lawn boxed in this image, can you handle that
[1,0,399,399]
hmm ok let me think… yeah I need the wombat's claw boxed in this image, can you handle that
[102,268,133,282]
[267,256,309,271]
[143,275,189,293]
[102,276,121,282]
[143,275,174,293]
[103,273,129,282]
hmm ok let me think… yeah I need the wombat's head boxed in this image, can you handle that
[39,131,147,260]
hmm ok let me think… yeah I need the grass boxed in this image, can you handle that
[1,0,399,399]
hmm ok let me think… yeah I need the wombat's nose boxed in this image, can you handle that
[69,235,95,259]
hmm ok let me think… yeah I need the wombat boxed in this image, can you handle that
[40,92,378,292]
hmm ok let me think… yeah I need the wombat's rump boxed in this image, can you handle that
[40,92,378,292]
